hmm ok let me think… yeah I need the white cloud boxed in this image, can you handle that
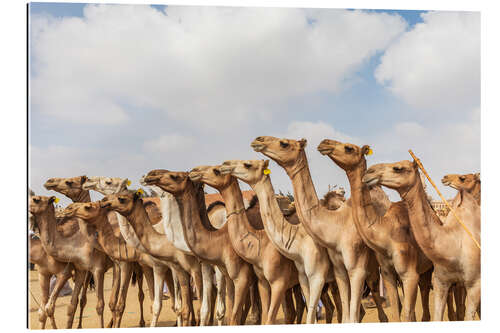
[375,11,480,113]
[143,133,196,154]
[30,5,407,128]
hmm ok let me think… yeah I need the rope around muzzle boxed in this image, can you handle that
[409,150,481,250]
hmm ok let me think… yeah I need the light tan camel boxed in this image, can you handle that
[320,188,346,210]
[85,176,218,327]
[251,136,387,323]
[317,139,434,321]
[100,192,205,326]
[29,195,114,328]
[143,170,257,325]
[362,160,481,320]
[219,160,337,324]
[44,176,126,327]
[189,165,303,324]
[442,173,481,205]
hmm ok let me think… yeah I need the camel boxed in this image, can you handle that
[143,170,258,325]
[362,160,481,320]
[251,136,387,323]
[44,176,127,327]
[317,139,434,322]
[218,159,337,324]
[189,164,303,324]
[29,195,114,328]
[100,191,205,326]
[442,173,481,205]
[86,176,219,326]
[320,188,346,210]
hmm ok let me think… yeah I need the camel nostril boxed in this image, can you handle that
[255,136,264,142]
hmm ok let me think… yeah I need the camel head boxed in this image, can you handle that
[29,195,57,215]
[100,191,142,216]
[220,159,270,186]
[275,195,296,215]
[441,173,480,192]
[82,176,130,195]
[43,176,88,198]
[317,139,372,171]
[60,202,101,222]
[251,136,307,168]
[321,189,346,210]
[362,160,420,194]
[189,165,233,190]
[144,169,190,195]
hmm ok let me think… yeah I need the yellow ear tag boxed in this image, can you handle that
[263,169,271,175]
[126,180,131,186]
[366,148,373,156]
[136,189,144,196]
[54,197,60,203]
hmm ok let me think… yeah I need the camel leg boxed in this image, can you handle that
[175,269,193,326]
[150,265,167,327]
[365,271,388,322]
[282,288,296,324]
[292,284,305,324]
[215,268,227,325]
[432,276,451,321]
[305,274,325,324]
[464,281,480,321]
[142,265,155,306]
[256,278,270,324]
[200,263,214,326]
[347,268,367,323]
[418,270,432,322]
[106,263,120,328]
[76,271,92,329]
[171,271,183,326]
[247,282,262,324]
[380,268,400,322]
[240,287,251,324]
[37,273,50,329]
[229,270,252,325]
[400,274,419,322]
[116,262,134,328]
[456,284,466,321]
[225,275,235,325]
[65,269,86,329]
[43,266,72,328]
[267,280,287,324]
[191,268,203,326]
[93,269,106,328]
[136,267,146,327]
[446,285,457,321]
[329,282,342,323]
[320,284,334,323]
[332,265,350,323]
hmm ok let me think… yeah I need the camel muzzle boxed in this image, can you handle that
[188,173,202,182]
[219,166,234,175]
[250,141,265,152]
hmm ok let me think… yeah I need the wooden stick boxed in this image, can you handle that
[408,149,481,250]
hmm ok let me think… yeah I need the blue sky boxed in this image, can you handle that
[28,3,480,205]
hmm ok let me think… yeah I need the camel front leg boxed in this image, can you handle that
[320,284,334,323]
[93,269,106,328]
[446,285,457,321]
[257,278,271,324]
[224,275,235,325]
[64,269,86,329]
[400,273,419,322]
[380,268,401,322]
[282,288,296,324]
[135,267,146,327]
[347,267,368,323]
[229,274,252,325]
[455,284,466,321]
[175,269,194,326]
[267,280,287,324]
[107,263,120,328]
[215,268,227,325]
[332,265,350,323]
[365,270,388,322]
[200,263,215,326]
[293,283,305,323]
[418,269,432,322]
[116,262,134,328]
[150,265,167,327]
[43,265,72,328]
[77,271,91,329]
[464,281,480,321]
[247,281,262,324]
[305,274,325,324]
[191,267,203,326]
[432,276,451,321]
[37,273,50,329]
[328,282,342,323]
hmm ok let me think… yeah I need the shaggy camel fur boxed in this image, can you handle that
[317,139,433,322]
[100,192,203,326]
[219,160,335,324]
[29,195,113,328]
[189,165,302,324]
[363,160,481,321]
[442,173,481,205]
[90,176,218,326]
[251,136,387,323]
[144,170,257,325]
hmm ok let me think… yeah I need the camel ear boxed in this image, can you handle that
[81,175,88,184]
[412,160,419,169]
[299,138,307,149]
[361,145,372,155]
[48,196,57,204]
[134,189,144,201]
[474,173,480,181]
[263,160,269,169]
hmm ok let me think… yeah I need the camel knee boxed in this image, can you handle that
[96,300,105,316]
[66,302,77,317]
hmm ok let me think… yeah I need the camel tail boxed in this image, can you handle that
[88,274,95,291]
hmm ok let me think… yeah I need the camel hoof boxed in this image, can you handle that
[139,319,145,327]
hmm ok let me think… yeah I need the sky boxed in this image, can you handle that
[28,2,480,205]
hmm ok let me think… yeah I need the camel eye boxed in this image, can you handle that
[33,198,40,204]
[280,141,289,148]
[244,163,252,169]
[84,205,92,210]
[118,198,126,204]
[170,175,179,181]
[345,146,354,153]
[213,169,221,176]
[393,166,404,172]
[66,181,73,186]
[105,181,112,185]
[459,176,466,182]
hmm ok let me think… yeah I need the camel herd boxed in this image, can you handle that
[28,136,481,328]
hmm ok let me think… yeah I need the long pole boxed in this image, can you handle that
[409,150,480,250]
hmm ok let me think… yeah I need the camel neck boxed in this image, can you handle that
[68,190,91,203]
[345,159,385,251]
[176,180,223,262]
[471,182,481,205]
[252,176,299,256]
[285,150,320,210]
[399,174,444,260]
[220,178,261,263]
[36,205,58,254]
[125,200,164,250]
[93,211,138,261]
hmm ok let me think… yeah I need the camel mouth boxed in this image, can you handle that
[143,175,160,185]
[44,184,57,190]
[219,166,234,175]
[317,147,334,155]
[100,201,111,209]
[251,142,265,152]
[362,175,380,187]
[188,173,202,182]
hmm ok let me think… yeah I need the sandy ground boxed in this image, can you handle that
[29,268,459,329]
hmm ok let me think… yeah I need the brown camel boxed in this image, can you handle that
[29,195,114,328]
[100,191,204,326]
[320,188,346,210]
[44,176,125,327]
[143,169,257,325]
[317,139,433,321]
[442,173,481,205]
[362,160,481,320]
[251,136,387,323]
[219,159,336,324]
[189,165,302,324]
